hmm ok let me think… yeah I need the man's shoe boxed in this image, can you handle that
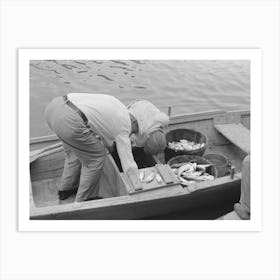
[58,189,78,200]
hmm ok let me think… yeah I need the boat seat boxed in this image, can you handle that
[123,164,180,194]
[214,123,250,154]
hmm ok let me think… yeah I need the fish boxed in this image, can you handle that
[156,173,163,183]
[170,162,187,169]
[192,162,197,170]
[181,142,193,151]
[185,172,214,181]
[196,164,212,171]
[170,160,215,187]
[139,171,145,182]
[177,163,196,178]
[181,171,203,180]
[197,174,215,181]
[145,171,155,183]
[179,176,195,186]
[172,168,178,175]
[168,140,205,151]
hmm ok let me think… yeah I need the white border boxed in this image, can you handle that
[19,49,262,231]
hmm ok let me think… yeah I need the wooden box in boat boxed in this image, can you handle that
[29,110,250,220]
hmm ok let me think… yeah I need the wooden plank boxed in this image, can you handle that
[169,110,226,125]
[30,145,63,163]
[122,165,181,195]
[30,152,65,182]
[30,142,62,154]
[155,164,174,184]
[214,112,241,125]
[169,109,249,125]
[31,168,64,183]
[30,134,58,144]
[30,140,61,152]
[214,123,250,154]
[241,114,250,130]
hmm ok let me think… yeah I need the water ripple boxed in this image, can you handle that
[97,74,114,81]
[110,60,128,66]
[30,60,250,137]
[110,65,133,71]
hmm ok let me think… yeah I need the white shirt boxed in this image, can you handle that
[68,93,137,172]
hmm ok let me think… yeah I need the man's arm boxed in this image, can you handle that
[115,133,140,185]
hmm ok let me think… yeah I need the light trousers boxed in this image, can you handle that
[234,155,250,219]
[44,96,107,202]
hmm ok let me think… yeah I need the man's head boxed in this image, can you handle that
[144,129,167,155]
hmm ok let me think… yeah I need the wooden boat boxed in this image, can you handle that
[30,109,250,220]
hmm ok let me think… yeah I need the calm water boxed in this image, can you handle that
[30,60,250,138]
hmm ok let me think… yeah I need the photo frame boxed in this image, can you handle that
[1,1,279,279]
[19,48,261,231]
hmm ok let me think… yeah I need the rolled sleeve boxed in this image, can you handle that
[115,133,138,172]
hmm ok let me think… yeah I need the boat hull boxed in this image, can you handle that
[30,109,248,220]
[30,175,241,220]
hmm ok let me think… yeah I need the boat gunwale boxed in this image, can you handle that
[30,109,250,144]
[30,173,241,218]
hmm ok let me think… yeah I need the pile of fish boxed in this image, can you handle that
[168,139,205,151]
[139,170,163,184]
[170,161,214,186]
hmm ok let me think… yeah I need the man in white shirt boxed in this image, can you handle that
[45,93,169,202]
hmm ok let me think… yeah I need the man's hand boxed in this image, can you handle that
[125,167,142,191]
[126,167,139,185]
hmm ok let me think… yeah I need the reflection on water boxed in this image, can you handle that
[30,60,250,138]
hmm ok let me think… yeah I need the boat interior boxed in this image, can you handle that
[30,111,249,217]
[30,148,156,207]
